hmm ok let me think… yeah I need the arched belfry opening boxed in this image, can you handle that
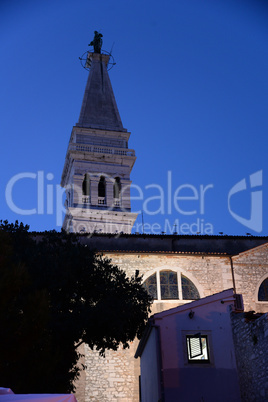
[82,173,90,196]
[98,176,106,199]
[113,177,121,199]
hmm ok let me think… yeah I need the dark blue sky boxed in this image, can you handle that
[1,0,268,235]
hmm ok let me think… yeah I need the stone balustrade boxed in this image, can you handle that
[69,144,135,157]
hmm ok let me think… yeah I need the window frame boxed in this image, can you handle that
[186,334,210,363]
[182,330,214,367]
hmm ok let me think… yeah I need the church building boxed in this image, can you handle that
[61,35,268,402]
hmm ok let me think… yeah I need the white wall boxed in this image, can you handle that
[140,327,161,402]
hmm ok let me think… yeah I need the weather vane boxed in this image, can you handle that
[79,31,116,71]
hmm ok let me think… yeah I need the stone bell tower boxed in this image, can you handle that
[61,35,137,233]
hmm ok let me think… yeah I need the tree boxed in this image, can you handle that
[0,221,152,394]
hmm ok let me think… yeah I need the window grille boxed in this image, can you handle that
[186,335,209,363]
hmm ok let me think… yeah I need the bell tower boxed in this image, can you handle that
[61,34,138,233]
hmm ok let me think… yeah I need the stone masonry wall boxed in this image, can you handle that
[106,252,233,297]
[83,341,140,402]
[231,312,268,402]
[233,244,268,313]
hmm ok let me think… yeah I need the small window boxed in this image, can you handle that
[113,177,121,199]
[186,334,209,363]
[98,176,106,198]
[258,278,268,301]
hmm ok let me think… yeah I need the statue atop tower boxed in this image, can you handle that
[89,31,103,53]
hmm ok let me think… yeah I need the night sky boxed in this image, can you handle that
[1,0,268,235]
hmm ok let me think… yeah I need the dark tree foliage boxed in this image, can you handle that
[0,220,152,394]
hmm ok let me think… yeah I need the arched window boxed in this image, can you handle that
[82,173,90,196]
[98,176,106,198]
[144,270,200,301]
[113,177,121,199]
[258,277,268,301]
[144,273,157,300]
[182,275,200,300]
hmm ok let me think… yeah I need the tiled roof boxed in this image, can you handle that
[101,249,228,256]
[30,232,268,255]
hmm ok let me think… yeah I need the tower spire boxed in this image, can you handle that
[77,52,125,132]
[61,34,137,234]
